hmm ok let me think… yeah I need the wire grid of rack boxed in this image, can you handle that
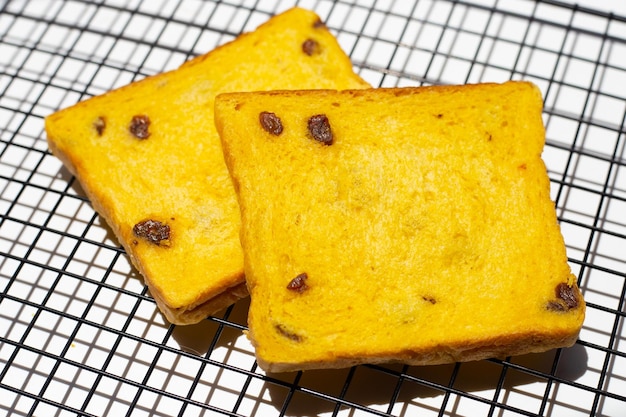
[1,0,625,416]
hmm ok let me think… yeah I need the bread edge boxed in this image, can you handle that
[252,324,582,373]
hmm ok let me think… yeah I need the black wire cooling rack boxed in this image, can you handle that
[1,0,625,416]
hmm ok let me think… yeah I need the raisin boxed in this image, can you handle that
[275,324,302,342]
[547,283,579,312]
[287,273,308,293]
[422,296,436,304]
[133,219,170,246]
[556,282,579,309]
[259,111,283,135]
[547,301,566,312]
[129,115,150,139]
[313,18,326,29]
[93,117,106,136]
[302,38,320,56]
[307,114,333,145]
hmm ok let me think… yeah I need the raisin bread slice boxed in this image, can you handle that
[215,82,585,371]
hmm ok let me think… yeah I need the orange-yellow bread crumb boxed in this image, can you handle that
[44,7,370,325]
[214,81,585,372]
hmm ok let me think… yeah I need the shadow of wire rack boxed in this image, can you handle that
[0,0,625,416]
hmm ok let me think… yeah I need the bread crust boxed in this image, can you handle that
[251,303,582,372]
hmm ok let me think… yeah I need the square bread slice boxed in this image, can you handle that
[214,81,586,372]
[44,7,370,325]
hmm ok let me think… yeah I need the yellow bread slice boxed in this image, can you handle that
[215,81,585,372]
[44,7,370,325]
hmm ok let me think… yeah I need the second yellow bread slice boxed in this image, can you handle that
[44,7,370,325]
[215,81,585,372]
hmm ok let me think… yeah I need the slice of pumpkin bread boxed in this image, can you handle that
[44,7,370,325]
[214,81,585,372]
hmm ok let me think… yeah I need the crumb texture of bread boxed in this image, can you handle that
[215,81,586,371]
[44,7,370,325]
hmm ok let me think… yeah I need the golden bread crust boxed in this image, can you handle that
[45,7,369,325]
[215,81,585,371]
